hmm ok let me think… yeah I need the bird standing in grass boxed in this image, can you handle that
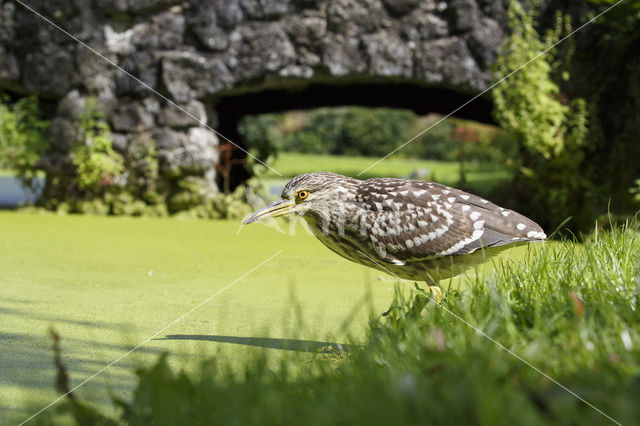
[243,172,546,299]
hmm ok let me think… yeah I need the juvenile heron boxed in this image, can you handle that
[244,172,545,294]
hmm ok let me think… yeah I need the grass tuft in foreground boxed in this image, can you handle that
[39,219,640,425]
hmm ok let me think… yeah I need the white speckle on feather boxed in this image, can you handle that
[460,194,469,200]
[470,211,481,221]
[527,230,546,239]
[447,197,456,203]
[462,205,470,212]
[517,223,526,230]
[473,220,485,230]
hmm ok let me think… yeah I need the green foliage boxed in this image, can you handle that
[240,107,416,157]
[0,95,49,189]
[178,162,270,219]
[630,180,640,204]
[493,3,587,160]
[586,0,640,43]
[492,1,591,230]
[238,114,282,160]
[46,219,640,425]
[72,97,124,193]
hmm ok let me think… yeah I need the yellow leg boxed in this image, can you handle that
[429,286,443,304]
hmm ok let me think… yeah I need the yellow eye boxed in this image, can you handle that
[297,190,309,200]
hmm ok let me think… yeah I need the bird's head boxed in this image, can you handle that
[243,172,359,225]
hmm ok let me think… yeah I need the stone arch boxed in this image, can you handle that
[0,0,507,208]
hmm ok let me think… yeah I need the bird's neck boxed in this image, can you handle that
[303,192,361,238]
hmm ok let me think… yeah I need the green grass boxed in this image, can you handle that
[267,152,510,190]
[0,212,402,424]
[34,217,640,426]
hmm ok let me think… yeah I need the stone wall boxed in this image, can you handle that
[0,0,508,207]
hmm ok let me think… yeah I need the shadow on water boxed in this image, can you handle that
[157,334,356,353]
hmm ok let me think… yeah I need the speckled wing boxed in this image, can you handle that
[355,178,546,263]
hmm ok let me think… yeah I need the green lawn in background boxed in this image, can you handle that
[267,152,510,190]
[0,212,398,424]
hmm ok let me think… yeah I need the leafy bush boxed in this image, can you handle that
[0,95,49,189]
[492,1,591,230]
[71,97,125,193]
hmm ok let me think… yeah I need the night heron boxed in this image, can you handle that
[243,172,546,299]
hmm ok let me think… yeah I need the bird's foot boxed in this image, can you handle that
[429,286,443,304]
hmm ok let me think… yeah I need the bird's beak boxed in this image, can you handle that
[243,198,295,225]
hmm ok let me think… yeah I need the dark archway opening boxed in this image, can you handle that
[214,81,494,191]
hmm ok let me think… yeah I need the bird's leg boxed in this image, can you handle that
[428,286,443,304]
[423,273,443,304]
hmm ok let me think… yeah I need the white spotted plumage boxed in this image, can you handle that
[277,172,546,284]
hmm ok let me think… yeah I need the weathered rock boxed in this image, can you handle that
[415,37,487,89]
[327,0,385,35]
[0,2,16,44]
[132,10,185,49]
[285,12,326,49]
[228,22,297,80]
[56,90,87,120]
[187,1,231,51]
[382,0,419,17]
[161,51,233,103]
[362,31,413,77]
[446,0,480,32]
[22,47,80,97]
[158,99,207,127]
[115,51,159,97]
[404,11,449,40]
[467,17,504,67]
[156,126,219,176]
[322,34,366,76]
[110,133,130,153]
[111,100,156,132]
[96,0,181,14]
[47,118,79,152]
[239,0,290,20]
[0,45,19,83]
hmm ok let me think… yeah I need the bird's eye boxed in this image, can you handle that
[297,190,309,200]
